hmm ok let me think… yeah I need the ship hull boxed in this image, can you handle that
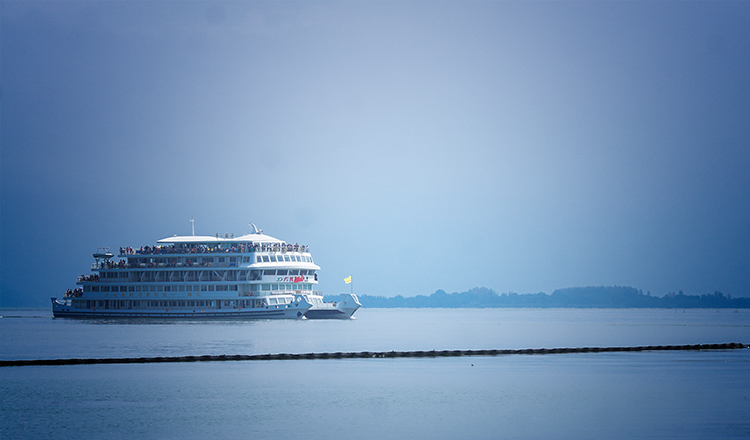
[52,298,309,319]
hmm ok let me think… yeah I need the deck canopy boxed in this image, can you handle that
[157,232,285,245]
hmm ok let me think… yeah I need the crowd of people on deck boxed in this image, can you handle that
[97,260,128,269]
[119,242,309,256]
[63,288,84,298]
[79,242,313,278]
[100,258,222,269]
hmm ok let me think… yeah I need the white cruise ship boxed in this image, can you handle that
[51,224,357,319]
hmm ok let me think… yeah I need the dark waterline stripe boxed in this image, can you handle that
[1,343,747,367]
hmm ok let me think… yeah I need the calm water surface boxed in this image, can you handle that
[2,308,749,439]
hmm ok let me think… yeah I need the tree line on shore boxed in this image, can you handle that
[356,286,750,308]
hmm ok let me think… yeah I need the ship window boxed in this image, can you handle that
[262,255,269,263]
[129,286,135,292]
[288,270,298,275]
[208,285,215,291]
[92,286,100,292]
[284,255,290,262]
[277,270,287,275]
[263,270,275,275]
[269,255,277,262]
[164,286,170,292]
[230,285,238,291]
[120,286,127,292]
[218,257,225,263]
[179,285,185,291]
[272,284,279,291]
[261,284,270,291]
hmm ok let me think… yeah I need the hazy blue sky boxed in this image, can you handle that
[2,1,750,307]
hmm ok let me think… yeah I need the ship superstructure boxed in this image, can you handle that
[52,225,318,319]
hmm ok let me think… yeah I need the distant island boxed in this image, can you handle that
[355,286,750,308]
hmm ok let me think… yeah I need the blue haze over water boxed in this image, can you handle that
[2,308,749,439]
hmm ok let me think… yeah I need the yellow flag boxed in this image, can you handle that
[344,275,352,284]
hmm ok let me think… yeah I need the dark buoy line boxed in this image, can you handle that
[1,343,746,367]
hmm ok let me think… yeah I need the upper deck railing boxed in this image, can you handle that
[119,243,309,256]
[92,257,313,271]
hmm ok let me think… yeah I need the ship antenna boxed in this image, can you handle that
[249,222,262,234]
[190,217,195,236]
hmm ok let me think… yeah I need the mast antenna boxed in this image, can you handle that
[249,222,262,234]
[190,217,195,236]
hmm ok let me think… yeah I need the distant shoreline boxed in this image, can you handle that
[5,286,749,310]
[354,286,750,309]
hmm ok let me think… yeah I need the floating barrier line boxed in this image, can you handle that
[1,343,746,367]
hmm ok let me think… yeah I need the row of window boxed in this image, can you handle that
[74,297,293,310]
[252,284,312,292]
[84,283,315,294]
[256,254,312,263]
[98,269,316,281]
[126,253,314,265]
[87,284,238,293]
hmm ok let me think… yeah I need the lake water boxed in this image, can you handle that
[2,308,749,439]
